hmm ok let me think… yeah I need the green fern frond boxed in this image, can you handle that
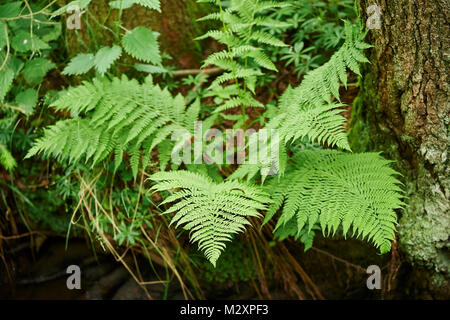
[150,170,271,266]
[271,21,371,150]
[264,150,404,254]
[26,76,199,179]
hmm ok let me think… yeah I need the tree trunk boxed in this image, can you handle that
[349,0,449,298]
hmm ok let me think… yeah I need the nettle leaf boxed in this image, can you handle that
[23,58,56,84]
[16,88,38,114]
[94,46,122,76]
[11,32,50,52]
[122,27,161,65]
[0,55,21,102]
[39,24,62,43]
[0,66,14,102]
[62,53,95,75]
[134,63,168,74]
[0,1,22,18]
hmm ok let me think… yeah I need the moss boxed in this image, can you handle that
[398,165,450,274]
[348,95,371,152]
[192,241,257,283]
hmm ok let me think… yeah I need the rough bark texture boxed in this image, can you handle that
[349,0,449,297]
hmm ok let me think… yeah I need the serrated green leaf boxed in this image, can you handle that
[94,45,122,76]
[51,0,91,17]
[134,63,168,73]
[0,23,7,50]
[11,32,50,52]
[109,0,135,9]
[0,65,14,102]
[109,0,160,11]
[0,142,16,171]
[122,27,161,64]
[62,53,95,75]
[15,88,38,114]
[23,58,56,84]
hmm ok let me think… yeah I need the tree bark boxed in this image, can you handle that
[63,0,212,67]
[350,0,449,297]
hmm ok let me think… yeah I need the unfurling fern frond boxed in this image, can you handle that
[272,21,371,150]
[150,170,271,266]
[26,76,199,178]
[263,150,404,254]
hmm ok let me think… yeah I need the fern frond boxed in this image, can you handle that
[27,76,199,179]
[271,21,371,150]
[150,170,271,266]
[213,91,263,113]
[264,150,404,254]
[247,30,288,47]
[0,142,16,170]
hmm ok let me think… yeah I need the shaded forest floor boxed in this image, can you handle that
[1,233,426,300]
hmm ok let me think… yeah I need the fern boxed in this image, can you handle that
[26,75,199,179]
[109,0,161,11]
[197,0,289,116]
[269,21,371,151]
[150,170,271,266]
[263,150,404,254]
[23,58,56,85]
